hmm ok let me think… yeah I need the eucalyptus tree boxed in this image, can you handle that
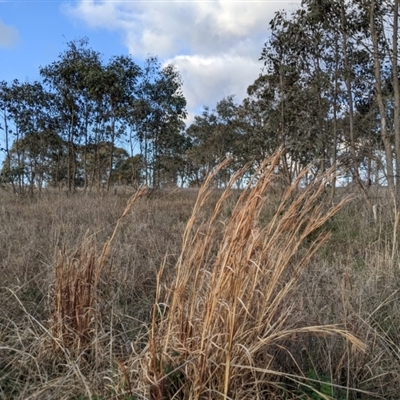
[73,141,133,188]
[186,96,240,187]
[185,106,217,185]
[2,130,66,192]
[253,0,397,194]
[299,0,375,192]
[367,0,400,192]
[0,80,58,193]
[153,64,187,187]
[40,38,103,191]
[135,58,187,187]
[391,0,400,186]
[113,153,144,188]
[92,55,141,190]
[300,0,400,194]
[330,0,400,192]
[0,37,191,192]
[368,0,395,192]
[238,79,276,165]
[256,5,337,183]
[0,81,13,188]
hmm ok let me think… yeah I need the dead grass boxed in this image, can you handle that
[0,155,400,399]
[51,188,147,356]
[146,153,367,399]
[0,188,191,399]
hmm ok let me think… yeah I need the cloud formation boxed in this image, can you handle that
[169,54,262,122]
[0,19,19,48]
[65,0,297,117]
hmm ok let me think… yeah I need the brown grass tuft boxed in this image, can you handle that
[51,187,147,356]
[147,151,366,399]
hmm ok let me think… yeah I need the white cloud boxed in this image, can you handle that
[0,19,19,48]
[65,0,299,118]
[166,54,262,120]
[65,0,281,57]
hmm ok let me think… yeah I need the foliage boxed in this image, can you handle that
[2,0,400,194]
[0,38,187,192]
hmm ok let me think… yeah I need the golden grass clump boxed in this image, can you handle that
[52,242,97,352]
[147,151,366,399]
[51,187,147,356]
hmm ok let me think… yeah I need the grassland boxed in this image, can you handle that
[1,159,400,399]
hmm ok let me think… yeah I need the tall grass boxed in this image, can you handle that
[1,155,400,399]
[0,189,147,399]
[147,153,366,399]
[51,188,147,355]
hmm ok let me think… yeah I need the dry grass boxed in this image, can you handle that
[0,188,189,399]
[51,188,147,355]
[0,154,400,399]
[146,153,367,399]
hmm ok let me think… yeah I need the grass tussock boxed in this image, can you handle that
[147,152,366,399]
[51,188,147,356]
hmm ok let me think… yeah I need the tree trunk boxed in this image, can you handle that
[106,118,115,192]
[83,111,89,191]
[370,0,395,193]
[392,0,400,188]
[2,107,15,194]
[340,0,370,204]
[330,36,340,203]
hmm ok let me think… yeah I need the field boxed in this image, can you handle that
[1,160,400,399]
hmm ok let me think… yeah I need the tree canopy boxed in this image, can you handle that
[2,2,400,195]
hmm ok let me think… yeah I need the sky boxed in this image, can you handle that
[0,0,300,123]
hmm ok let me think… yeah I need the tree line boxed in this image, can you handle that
[0,38,187,193]
[1,0,400,196]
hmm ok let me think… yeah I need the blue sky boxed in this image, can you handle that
[1,1,127,82]
[1,0,299,121]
